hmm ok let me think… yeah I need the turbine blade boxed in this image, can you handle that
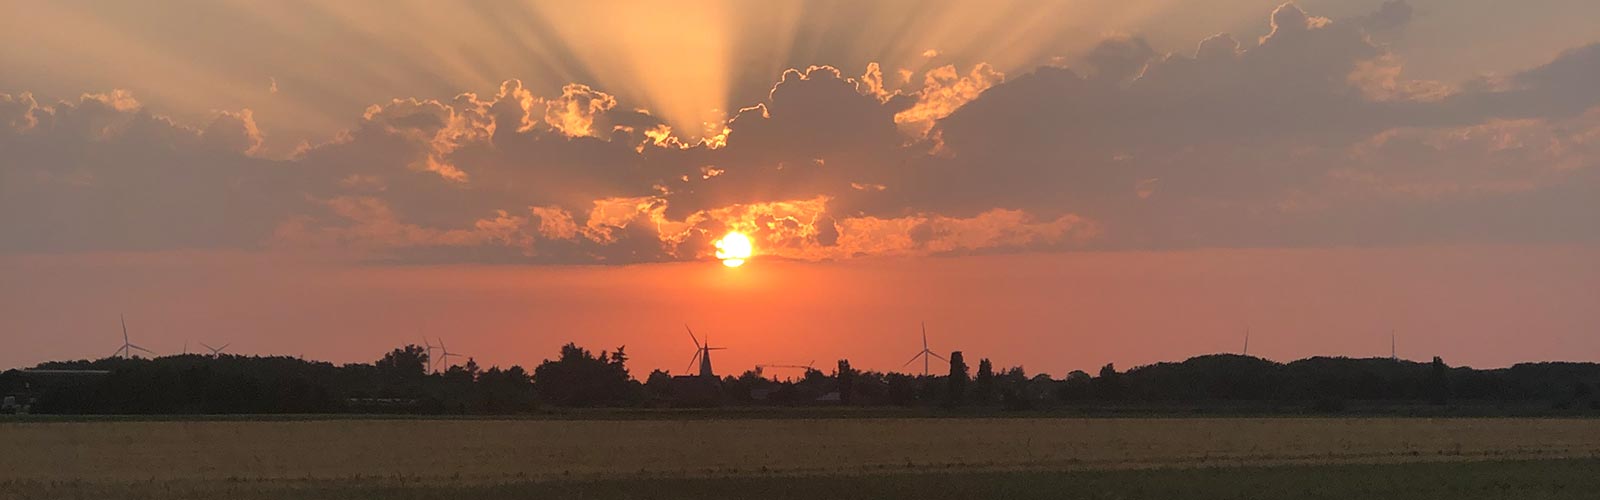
[218,343,230,352]
[685,325,701,348]
[921,322,927,349]
[201,342,215,351]
[686,350,702,374]
[928,351,949,363]
[122,314,129,343]
[131,344,155,354]
[902,352,924,368]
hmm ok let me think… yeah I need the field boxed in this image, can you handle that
[4,417,1600,499]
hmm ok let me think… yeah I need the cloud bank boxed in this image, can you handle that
[3,2,1597,264]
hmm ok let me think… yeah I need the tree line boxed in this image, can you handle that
[3,343,1598,414]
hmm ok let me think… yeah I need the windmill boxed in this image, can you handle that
[111,315,155,360]
[434,337,465,371]
[901,322,948,377]
[684,325,725,378]
[200,342,230,356]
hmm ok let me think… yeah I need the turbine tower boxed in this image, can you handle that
[684,325,725,378]
[112,315,155,360]
[421,336,439,373]
[1390,330,1397,361]
[901,322,948,377]
[1243,326,1251,356]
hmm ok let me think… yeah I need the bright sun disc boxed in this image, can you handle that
[715,231,753,267]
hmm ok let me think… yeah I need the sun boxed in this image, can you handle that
[714,231,753,267]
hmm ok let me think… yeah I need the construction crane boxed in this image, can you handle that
[755,362,816,378]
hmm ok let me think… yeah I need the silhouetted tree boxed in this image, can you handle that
[1094,363,1124,401]
[1058,370,1093,401]
[376,345,429,397]
[644,369,674,400]
[1426,356,1451,405]
[973,358,996,404]
[885,372,918,406]
[836,359,856,405]
[16,342,1600,415]
[998,366,1031,409]
[532,343,634,406]
[946,351,969,406]
[476,365,537,413]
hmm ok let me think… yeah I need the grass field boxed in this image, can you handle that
[3,417,1599,499]
[7,459,1599,500]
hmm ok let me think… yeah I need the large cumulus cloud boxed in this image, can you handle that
[3,2,1597,264]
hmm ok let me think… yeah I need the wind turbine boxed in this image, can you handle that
[901,322,948,377]
[200,342,230,356]
[111,315,155,360]
[421,336,439,373]
[684,325,726,378]
[434,337,464,371]
[1390,330,1398,361]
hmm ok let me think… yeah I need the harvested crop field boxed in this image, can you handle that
[9,458,1599,500]
[4,417,1598,485]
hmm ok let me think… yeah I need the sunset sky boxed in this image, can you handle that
[2,0,1597,375]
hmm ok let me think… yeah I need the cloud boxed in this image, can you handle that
[543,83,618,137]
[1357,0,1413,39]
[2,2,1598,263]
[894,64,1004,138]
[202,109,264,155]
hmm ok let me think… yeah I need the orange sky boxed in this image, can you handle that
[4,245,1595,374]
[3,1,1599,373]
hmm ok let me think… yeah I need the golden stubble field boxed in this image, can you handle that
[3,418,1598,483]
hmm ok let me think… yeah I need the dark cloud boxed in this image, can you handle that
[1357,0,1414,39]
[3,2,1598,263]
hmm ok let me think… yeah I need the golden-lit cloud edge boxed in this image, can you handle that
[3,2,1598,264]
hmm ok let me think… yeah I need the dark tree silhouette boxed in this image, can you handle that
[644,369,674,400]
[1426,356,1451,405]
[9,340,1600,414]
[531,343,636,407]
[375,345,429,397]
[1094,363,1124,401]
[973,358,996,404]
[836,359,856,405]
[946,351,969,406]
[884,372,918,406]
[1058,370,1093,401]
